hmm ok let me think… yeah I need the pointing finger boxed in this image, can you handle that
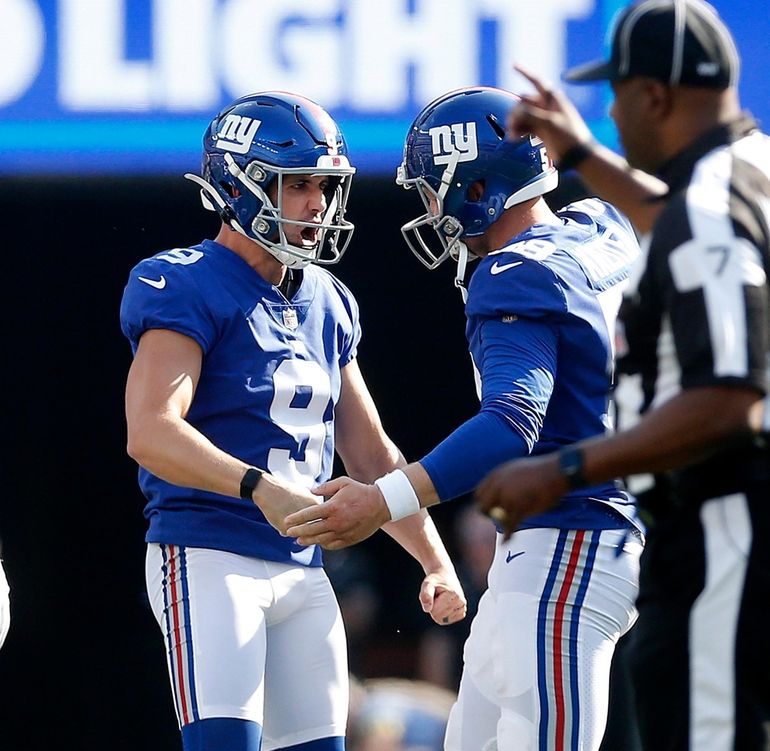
[513,63,553,99]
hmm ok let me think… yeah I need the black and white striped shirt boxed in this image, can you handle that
[618,114,770,501]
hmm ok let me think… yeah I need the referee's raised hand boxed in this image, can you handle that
[507,64,594,163]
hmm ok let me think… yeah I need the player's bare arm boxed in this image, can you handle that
[476,384,765,538]
[289,472,466,625]
[373,464,466,625]
[287,358,428,547]
[286,460,435,543]
[297,359,466,624]
[286,462,465,624]
[125,328,320,534]
[509,64,667,235]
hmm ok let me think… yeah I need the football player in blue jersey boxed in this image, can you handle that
[120,91,466,751]
[285,86,645,751]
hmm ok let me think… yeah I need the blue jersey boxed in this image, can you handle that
[120,239,361,566]
[421,198,642,530]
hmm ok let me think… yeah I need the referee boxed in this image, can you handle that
[476,1,770,750]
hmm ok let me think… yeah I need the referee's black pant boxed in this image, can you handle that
[629,483,770,751]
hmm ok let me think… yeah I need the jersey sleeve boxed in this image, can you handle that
[560,197,638,245]
[326,272,362,366]
[420,316,558,501]
[466,256,568,321]
[119,255,219,354]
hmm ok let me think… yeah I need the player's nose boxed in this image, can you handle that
[308,186,326,214]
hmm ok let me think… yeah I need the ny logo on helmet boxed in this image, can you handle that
[215,115,262,155]
[429,122,478,166]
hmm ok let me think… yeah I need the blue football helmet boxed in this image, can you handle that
[396,86,558,271]
[185,91,356,268]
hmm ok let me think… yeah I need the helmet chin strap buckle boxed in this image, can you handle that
[453,240,470,304]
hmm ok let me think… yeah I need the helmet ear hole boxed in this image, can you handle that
[220,182,240,199]
[467,179,485,202]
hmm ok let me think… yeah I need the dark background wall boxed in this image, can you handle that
[0,174,586,749]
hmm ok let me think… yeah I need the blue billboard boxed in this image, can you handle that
[1,0,766,175]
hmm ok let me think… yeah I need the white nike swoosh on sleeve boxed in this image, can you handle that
[138,275,167,289]
[489,261,524,275]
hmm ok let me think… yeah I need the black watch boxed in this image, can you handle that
[239,467,264,500]
[558,446,588,490]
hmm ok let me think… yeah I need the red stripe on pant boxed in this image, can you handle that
[168,545,191,726]
[551,530,585,751]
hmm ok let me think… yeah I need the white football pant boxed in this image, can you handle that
[145,544,348,750]
[445,527,642,751]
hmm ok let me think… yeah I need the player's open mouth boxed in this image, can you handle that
[301,226,320,244]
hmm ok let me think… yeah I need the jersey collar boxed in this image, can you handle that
[656,112,759,195]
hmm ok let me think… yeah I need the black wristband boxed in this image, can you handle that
[558,446,588,490]
[239,467,264,500]
[555,142,594,172]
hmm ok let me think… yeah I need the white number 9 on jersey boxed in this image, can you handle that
[268,359,332,488]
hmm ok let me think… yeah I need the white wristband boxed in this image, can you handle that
[374,469,421,521]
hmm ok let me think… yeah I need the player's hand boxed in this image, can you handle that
[284,476,391,549]
[508,64,594,163]
[419,570,467,626]
[254,475,323,536]
[475,453,566,540]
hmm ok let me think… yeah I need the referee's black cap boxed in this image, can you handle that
[563,0,740,89]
